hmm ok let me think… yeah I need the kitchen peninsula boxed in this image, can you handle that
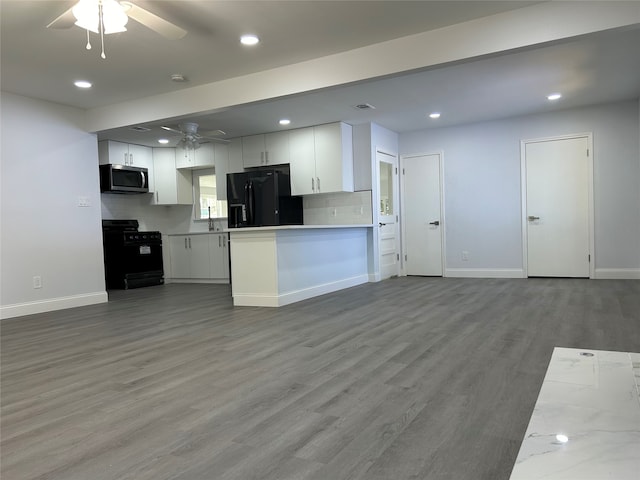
[228,224,372,307]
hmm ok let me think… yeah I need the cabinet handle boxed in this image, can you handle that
[317,177,320,192]
[312,177,315,192]
[188,237,191,249]
[124,153,128,165]
[129,153,133,165]
[184,238,188,249]
[223,236,227,247]
[156,191,158,202]
[265,151,269,164]
[219,236,221,247]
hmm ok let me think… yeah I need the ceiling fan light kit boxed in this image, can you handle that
[48,0,187,60]
[71,0,128,59]
[73,0,128,34]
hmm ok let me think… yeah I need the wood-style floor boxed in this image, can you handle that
[2,278,639,480]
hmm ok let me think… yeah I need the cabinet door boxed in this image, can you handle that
[314,122,354,194]
[209,234,230,280]
[98,140,129,165]
[169,236,191,278]
[152,148,192,205]
[188,235,211,279]
[289,127,316,195]
[265,131,289,165]
[227,138,244,174]
[242,134,266,168]
[194,143,215,168]
[213,143,229,201]
[175,146,195,169]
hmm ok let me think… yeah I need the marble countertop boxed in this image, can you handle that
[509,347,640,479]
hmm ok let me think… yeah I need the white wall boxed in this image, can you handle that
[0,92,108,318]
[400,100,640,278]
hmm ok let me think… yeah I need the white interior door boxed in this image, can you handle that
[378,151,400,279]
[402,153,443,276]
[525,136,590,277]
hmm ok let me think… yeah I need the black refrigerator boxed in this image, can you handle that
[227,167,303,228]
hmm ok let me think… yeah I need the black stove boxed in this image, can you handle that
[102,220,164,289]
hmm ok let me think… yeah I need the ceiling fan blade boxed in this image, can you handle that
[199,136,231,144]
[47,5,76,29]
[199,129,227,137]
[120,2,187,40]
[160,125,184,134]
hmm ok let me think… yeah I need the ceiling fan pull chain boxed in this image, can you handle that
[85,29,92,50]
[99,2,106,59]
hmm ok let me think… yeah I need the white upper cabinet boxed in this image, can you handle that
[289,122,354,195]
[213,143,230,201]
[313,122,353,194]
[227,138,244,174]
[176,143,213,169]
[289,127,316,196]
[242,131,290,168]
[151,148,192,205]
[99,140,154,192]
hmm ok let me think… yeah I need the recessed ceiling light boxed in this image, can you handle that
[74,80,92,89]
[171,74,187,82]
[240,34,260,46]
[547,93,562,101]
[158,138,170,144]
[555,434,569,443]
[429,112,441,119]
[279,119,291,126]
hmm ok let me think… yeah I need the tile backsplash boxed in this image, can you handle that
[302,191,373,225]
[101,189,372,234]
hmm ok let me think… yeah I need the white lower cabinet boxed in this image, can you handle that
[209,233,230,280]
[169,233,229,282]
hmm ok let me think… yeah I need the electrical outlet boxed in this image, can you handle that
[33,276,42,289]
[461,251,469,261]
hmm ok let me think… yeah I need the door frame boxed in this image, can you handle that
[399,151,446,277]
[375,149,401,279]
[520,133,595,279]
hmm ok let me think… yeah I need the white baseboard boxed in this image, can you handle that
[594,268,640,280]
[445,268,525,279]
[233,274,369,307]
[0,291,108,320]
[168,278,230,285]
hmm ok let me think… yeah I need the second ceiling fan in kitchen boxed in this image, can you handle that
[161,122,229,149]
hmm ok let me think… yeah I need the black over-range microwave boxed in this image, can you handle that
[99,164,149,194]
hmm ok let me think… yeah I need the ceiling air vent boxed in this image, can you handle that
[353,103,376,110]
[130,126,151,132]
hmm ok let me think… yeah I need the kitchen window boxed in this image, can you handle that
[193,169,227,220]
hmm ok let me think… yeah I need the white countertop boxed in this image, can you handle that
[225,224,374,233]
[509,347,640,479]
[168,231,227,236]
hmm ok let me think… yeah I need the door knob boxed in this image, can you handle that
[429,220,440,226]
[528,216,540,221]
[379,222,387,227]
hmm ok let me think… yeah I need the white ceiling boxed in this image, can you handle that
[2,1,640,147]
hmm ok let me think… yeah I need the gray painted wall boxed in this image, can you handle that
[1,92,107,317]
[399,100,640,276]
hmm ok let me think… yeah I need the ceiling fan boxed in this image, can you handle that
[47,0,187,40]
[161,123,230,148]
